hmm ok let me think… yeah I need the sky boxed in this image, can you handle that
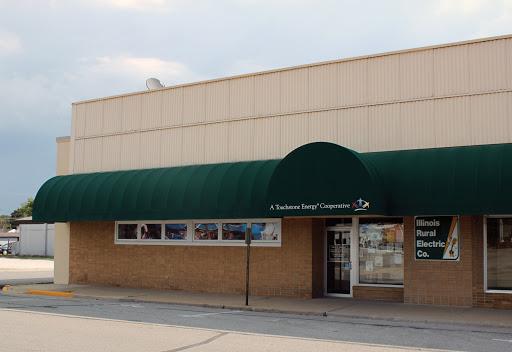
[0,0,511,215]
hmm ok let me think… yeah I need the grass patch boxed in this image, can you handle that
[2,255,54,260]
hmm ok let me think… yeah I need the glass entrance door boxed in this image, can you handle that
[326,229,351,294]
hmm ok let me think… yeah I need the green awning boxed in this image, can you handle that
[33,142,512,222]
[366,143,512,216]
[264,143,386,217]
[33,160,280,222]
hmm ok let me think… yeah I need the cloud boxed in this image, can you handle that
[226,59,274,77]
[0,29,22,55]
[88,0,180,11]
[432,0,489,15]
[79,55,203,87]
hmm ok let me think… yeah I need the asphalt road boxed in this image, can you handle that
[0,292,511,352]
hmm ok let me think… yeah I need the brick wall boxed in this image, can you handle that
[404,216,473,306]
[353,286,404,301]
[69,218,322,298]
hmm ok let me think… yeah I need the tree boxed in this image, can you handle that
[0,215,12,229]
[11,197,34,219]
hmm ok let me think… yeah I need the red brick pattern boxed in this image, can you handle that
[353,286,404,301]
[69,218,323,298]
[68,216,512,307]
[404,216,473,306]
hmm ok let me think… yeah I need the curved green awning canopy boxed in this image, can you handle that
[33,160,280,222]
[264,143,386,217]
[33,142,512,222]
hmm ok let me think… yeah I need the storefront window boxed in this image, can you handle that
[141,224,161,239]
[486,218,512,290]
[222,223,246,240]
[118,224,137,239]
[115,219,280,246]
[195,223,218,240]
[165,224,187,240]
[251,223,279,241]
[359,218,404,285]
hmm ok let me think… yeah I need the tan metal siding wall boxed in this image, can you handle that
[103,98,122,134]
[101,135,122,171]
[338,107,369,152]
[82,138,102,172]
[141,91,162,130]
[160,128,183,167]
[204,122,229,164]
[139,130,162,169]
[400,50,434,100]
[228,119,255,162]
[434,44,471,96]
[401,100,436,149]
[308,110,338,145]
[252,116,281,161]
[84,101,103,136]
[122,95,142,132]
[468,40,507,92]
[72,139,85,174]
[309,64,338,109]
[254,73,280,116]
[433,96,472,147]
[230,76,255,118]
[205,80,230,122]
[120,133,140,169]
[368,54,402,103]
[368,104,402,152]
[182,84,205,124]
[506,39,512,89]
[161,87,183,127]
[470,93,510,145]
[74,103,86,138]
[280,69,309,112]
[69,36,512,173]
[182,125,205,165]
[338,59,368,107]
[280,113,311,156]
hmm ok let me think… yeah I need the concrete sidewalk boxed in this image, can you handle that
[5,284,512,328]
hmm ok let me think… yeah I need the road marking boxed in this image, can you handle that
[180,310,242,317]
[163,332,228,352]
[119,303,145,308]
[492,338,512,343]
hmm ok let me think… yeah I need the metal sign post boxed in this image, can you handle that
[245,231,251,306]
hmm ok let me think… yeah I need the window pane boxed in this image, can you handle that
[222,223,246,240]
[359,218,404,285]
[251,223,279,241]
[165,224,187,240]
[118,224,137,239]
[141,224,161,240]
[487,218,512,290]
[195,223,218,240]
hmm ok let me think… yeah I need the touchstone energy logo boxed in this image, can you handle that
[352,198,369,211]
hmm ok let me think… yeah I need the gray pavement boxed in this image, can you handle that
[5,283,512,329]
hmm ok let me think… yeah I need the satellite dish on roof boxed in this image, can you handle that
[146,78,165,90]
